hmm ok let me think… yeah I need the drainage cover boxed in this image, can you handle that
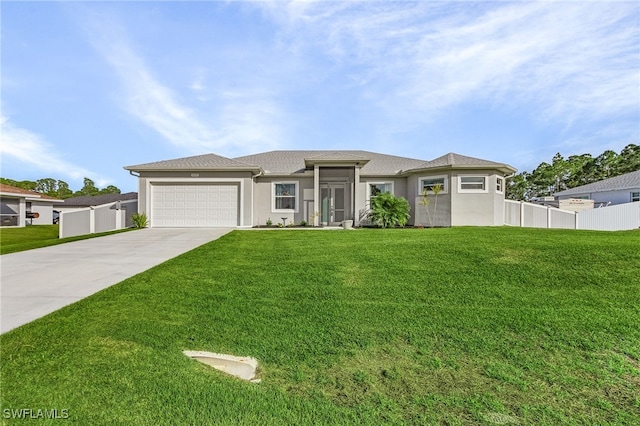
[183,350,260,383]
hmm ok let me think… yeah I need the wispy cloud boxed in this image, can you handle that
[0,114,97,182]
[82,12,284,156]
[261,1,639,126]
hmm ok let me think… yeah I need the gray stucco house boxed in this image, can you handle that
[0,183,63,227]
[124,150,516,228]
[554,170,640,207]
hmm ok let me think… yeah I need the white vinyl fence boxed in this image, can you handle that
[59,200,138,238]
[505,200,640,231]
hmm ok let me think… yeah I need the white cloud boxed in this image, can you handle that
[82,14,284,156]
[259,1,639,126]
[0,114,97,181]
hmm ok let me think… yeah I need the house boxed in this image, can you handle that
[554,170,640,207]
[58,192,139,228]
[124,150,516,228]
[0,183,64,227]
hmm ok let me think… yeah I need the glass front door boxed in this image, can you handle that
[321,184,346,225]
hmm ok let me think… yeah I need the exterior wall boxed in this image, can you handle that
[557,188,640,206]
[29,201,55,225]
[358,176,408,224]
[408,173,452,227]
[253,175,314,226]
[136,171,253,227]
[450,171,505,226]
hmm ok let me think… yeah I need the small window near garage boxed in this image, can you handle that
[419,176,447,194]
[273,182,298,212]
[459,176,487,193]
[496,177,504,193]
[632,192,640,202]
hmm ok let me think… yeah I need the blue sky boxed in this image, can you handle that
[1,1,638,193]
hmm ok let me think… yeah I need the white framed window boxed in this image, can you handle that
[632,192,640,202]
[419,176,447,194]
[368,182,393,198]
[496,177,504,194]
[272,181,298,212]
[458,176,488,193]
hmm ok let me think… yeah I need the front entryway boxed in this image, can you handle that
[320,183,346,225]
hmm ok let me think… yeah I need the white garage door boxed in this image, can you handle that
[151,183,239,227]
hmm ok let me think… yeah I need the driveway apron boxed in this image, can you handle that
[0,228,232,333]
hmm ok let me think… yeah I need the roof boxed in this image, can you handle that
[234,150,427,175]
[554,170,640,197]
[124,153,260,172]
[0,183,63,202]
[61,192,138,207]
[405,153,517,174]
[125,150,516,176]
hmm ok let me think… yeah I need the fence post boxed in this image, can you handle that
[547,207,552,229]
[520,201,525,227]
[59,211,65,238]
[89,207,95,234]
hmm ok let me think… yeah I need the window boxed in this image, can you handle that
[273,182,298,212]
[419,176,447,194]
[496,177,504,193]
[632,192,640,202]
[369,182,393,198]
[459,176,487,193]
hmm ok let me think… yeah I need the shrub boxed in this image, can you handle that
[131,213,149,229]
[266,218,273,227]
[367,192,410,228]
[300,220,307,227]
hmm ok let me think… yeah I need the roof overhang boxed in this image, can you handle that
[0,191,64,203]
[401,164,517,176]
[123,165,263,173]
[303,158,371,168]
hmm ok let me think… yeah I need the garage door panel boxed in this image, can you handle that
[151,183,239,227]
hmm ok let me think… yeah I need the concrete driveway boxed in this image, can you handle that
[0,228,232,334]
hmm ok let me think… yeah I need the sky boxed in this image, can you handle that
[1,1,638,193]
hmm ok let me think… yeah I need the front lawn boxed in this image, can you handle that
[1,228,638,424]
[0,225,132,255]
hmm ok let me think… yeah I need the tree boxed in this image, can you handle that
[99,185,121,195]
[75,178,100,196]
[619,144,640,174]
[367,192,410,228]
[56,181,73,199]
[0,178,37,191]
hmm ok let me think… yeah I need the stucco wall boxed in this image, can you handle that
[28,201,55,225]
[252,176,315,226]
[450,171,505,226]
[136,171,254,226]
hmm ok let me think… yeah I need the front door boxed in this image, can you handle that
[321,184,346,225]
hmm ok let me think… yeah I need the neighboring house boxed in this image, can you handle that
[0,183,64,227]
[124,151,516,228]
[58,192,139,228]
[554,170,640,207]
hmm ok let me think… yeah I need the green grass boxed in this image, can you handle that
[0,225,133,255]
[1,228,638,424]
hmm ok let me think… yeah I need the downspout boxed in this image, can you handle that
[251,171,263,227]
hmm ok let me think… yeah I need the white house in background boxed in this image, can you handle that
[0,183,64,227]
[124,150,516,228]
[554,170,640,207]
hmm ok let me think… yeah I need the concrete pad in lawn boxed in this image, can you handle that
[0,228,232,334]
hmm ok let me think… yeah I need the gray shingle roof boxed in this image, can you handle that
[554,170,640,197]
[234,150,426,175]
[406,153,516,173]
[125,150,516,176]
[124,153,260,171]
[61,192,138,207]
